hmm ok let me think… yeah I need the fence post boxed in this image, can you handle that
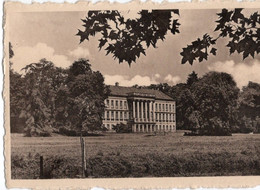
[80,135,86,178]
[40,156,43,179]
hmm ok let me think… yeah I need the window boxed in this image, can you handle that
[106,99,110,107]
[115,100,118,108]
[107,111,110,120]
[159,104,161,111]
[111,100,114,108]
[166,104,168,111]
[169,104,171,112]
[120,112,123,120]
[124,101,127,109]
[111,111,114,120]
[166,114,168,122]
[124,112,127,119]
[116,111,118,120]
[162,104,165,111]
[120,101,123,109]
[155,103,158,111]
[162,113,165,122]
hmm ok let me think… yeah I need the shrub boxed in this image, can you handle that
[12,150,260,179]
[59,127,78,136]
[24,126,52,137]
[112,123,132,133]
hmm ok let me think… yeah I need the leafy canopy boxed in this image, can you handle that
[77,9,259,66]
[77,10,180,65]
[181,9,260,64]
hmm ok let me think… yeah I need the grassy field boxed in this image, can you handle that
[11,131,260,179]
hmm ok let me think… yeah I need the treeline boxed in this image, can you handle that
[10,58,260,136]
[145,71,260,135]
[10,58,109,136]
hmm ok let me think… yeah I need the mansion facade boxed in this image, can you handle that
[103,83,176,133]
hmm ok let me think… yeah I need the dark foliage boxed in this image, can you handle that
[67,59,110,132]
[112,123,132,133]
[12,150,260,179]
[10,58,108,136]
[181,9,260,65]
[78,9,259,66]
[149,71,241,135]
[186,71,199,86]
[236,82,260,133]
[77,10,180,65]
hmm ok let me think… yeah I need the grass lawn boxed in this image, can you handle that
[11,131,260,179]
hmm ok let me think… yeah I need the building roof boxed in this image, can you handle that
[108,85,174,101]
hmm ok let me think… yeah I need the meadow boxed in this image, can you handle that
[11,131,260,179]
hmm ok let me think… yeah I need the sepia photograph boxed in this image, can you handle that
[4,2,260,187]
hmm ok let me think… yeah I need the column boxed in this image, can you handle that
[148,102,151,121]
[145,101,148,121]
[137,101,140,121]
[142,125,145,132]
[109,111,111,121]
[152,102,156,121]
[133,101,135,119]
[141,101,144,120]
[147,102,149,120]
[122,111,124,121]
[149,101,153,121]
[133,124,136,132]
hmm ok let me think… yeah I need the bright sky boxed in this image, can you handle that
[8,9,260,88]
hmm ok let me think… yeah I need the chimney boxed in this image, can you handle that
[115,82,119,86]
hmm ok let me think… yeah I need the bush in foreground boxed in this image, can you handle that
[12,150,260,179]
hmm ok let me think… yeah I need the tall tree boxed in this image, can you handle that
[20,59,58,136]
[9,42,26,133]
[67,59,109,133]
[237,82,260,133]
[186,71,199,86]
[187,72,239,135]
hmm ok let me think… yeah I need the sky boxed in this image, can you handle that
[8,8,260,89]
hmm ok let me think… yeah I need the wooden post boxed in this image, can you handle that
[40,156,43,179]
[80,135,86,177]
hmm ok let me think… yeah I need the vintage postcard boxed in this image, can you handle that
[3,1,260,189]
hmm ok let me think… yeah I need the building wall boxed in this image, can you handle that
[103,96,129,130]
[103,96,176,132]
[154,100,176,132]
